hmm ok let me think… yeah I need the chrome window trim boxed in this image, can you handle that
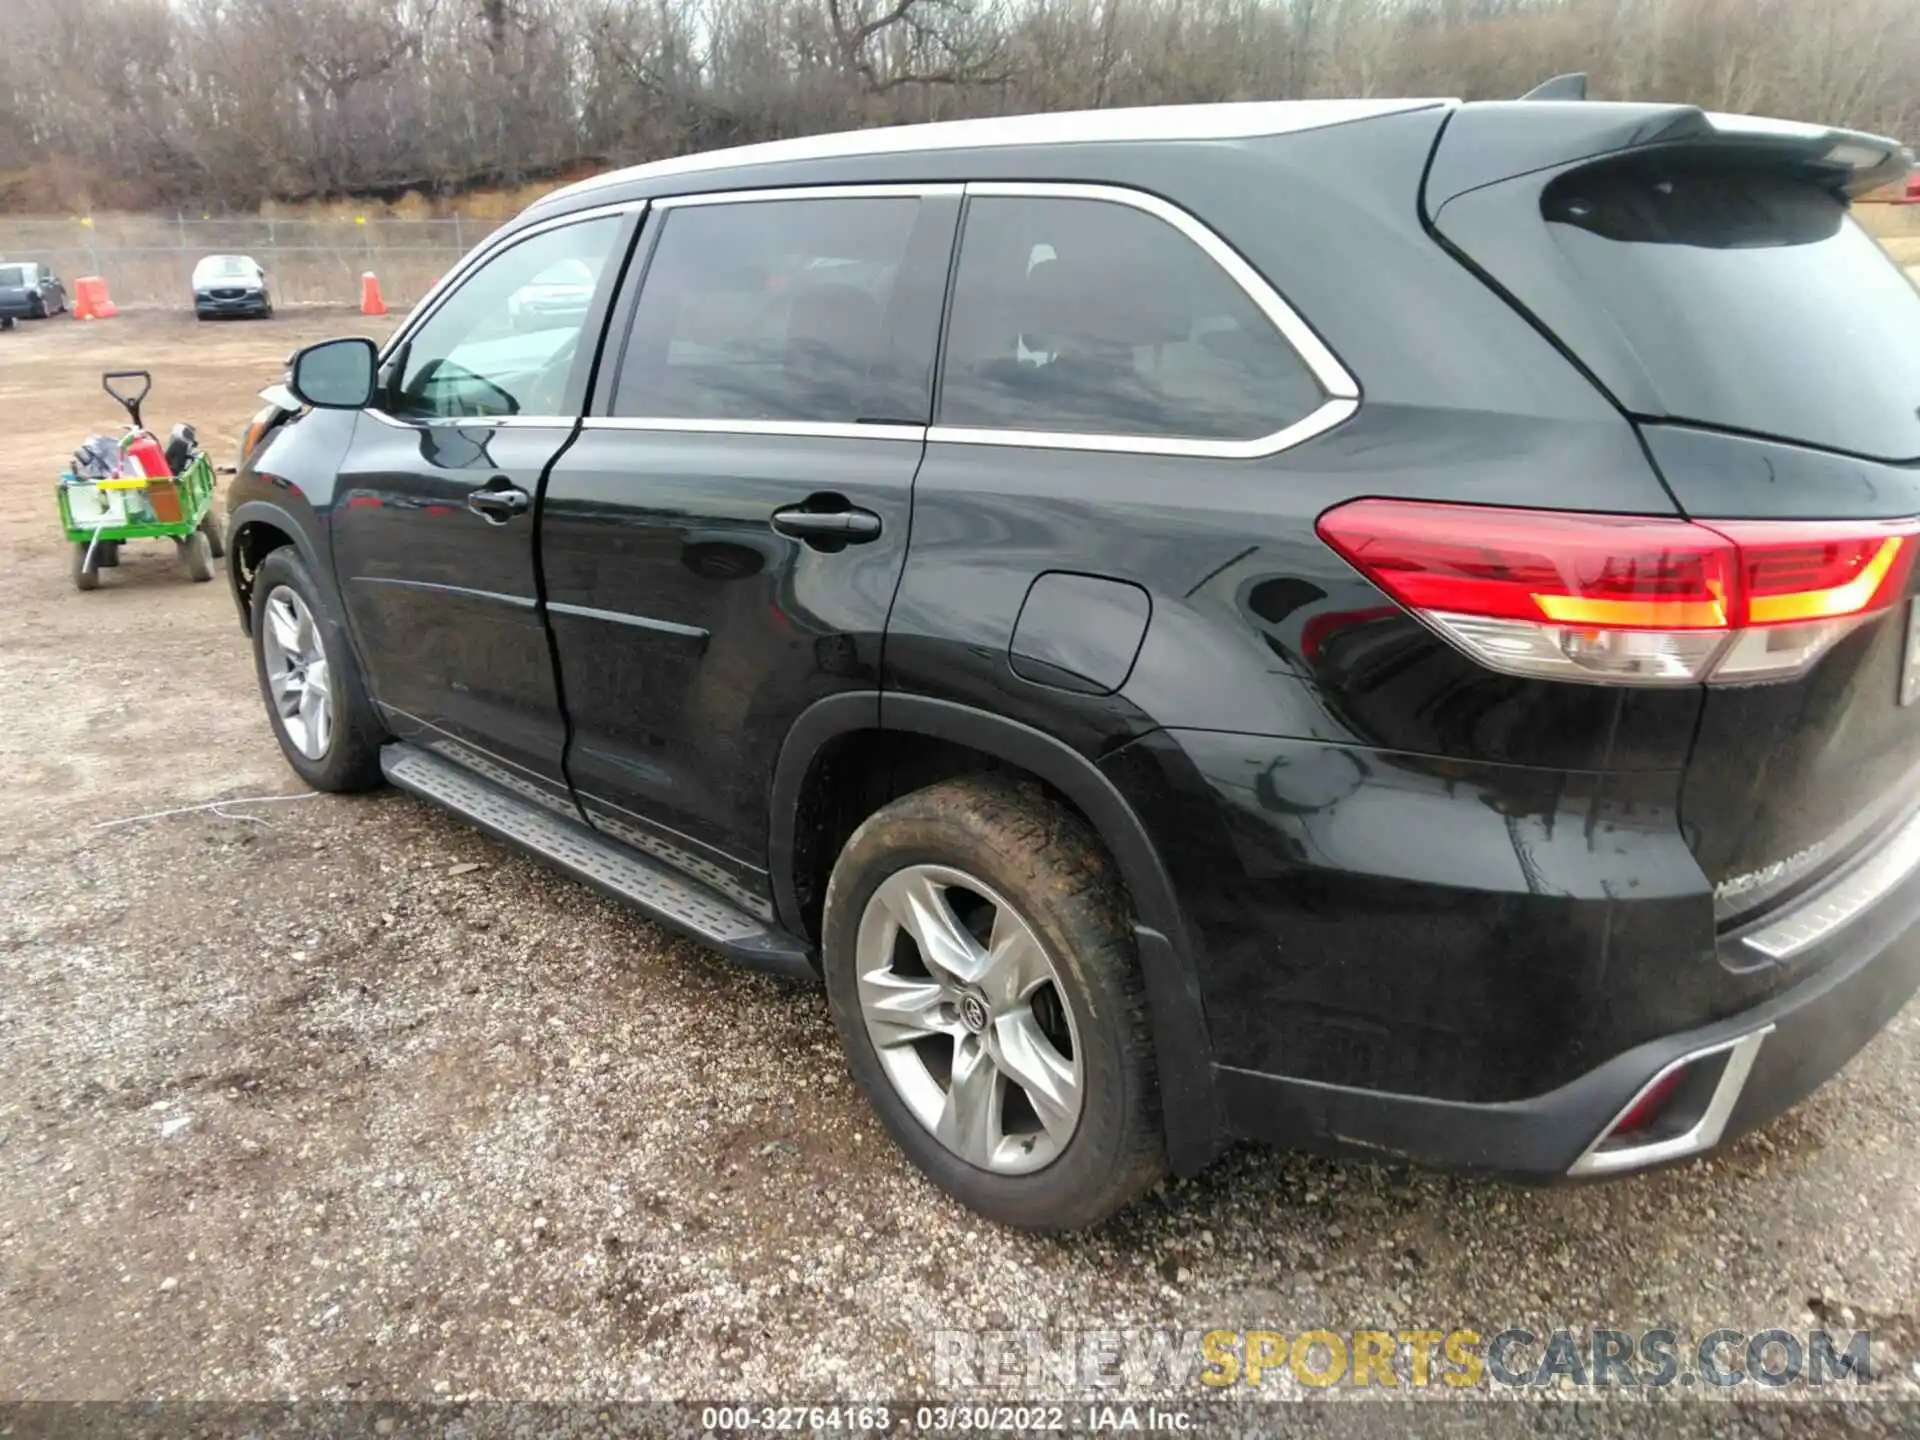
[365,410,578,431]
[539,100,1453,206]
[927,181,1359,460]
[583,417,924,443]
[594,181,1361,458]
[928,400,1359,461]
[1566,1027,1772,1178]
[655,183,962,209]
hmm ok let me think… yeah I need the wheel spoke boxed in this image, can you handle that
[935,1036,1001,1168]
[858,968,950,1048]
[294,602,318,663]
[266,596,302,656]
[992,1010,1081,1146]
[269,668,301,712]
[981,903,1054,1010]
[875,869,985,986]
[304,684,333,757]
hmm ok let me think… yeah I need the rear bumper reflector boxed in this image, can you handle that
[1567,1028,1771,1177]
[1742,804,1920,963]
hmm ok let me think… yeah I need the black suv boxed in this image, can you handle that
[226,98,1920,1230]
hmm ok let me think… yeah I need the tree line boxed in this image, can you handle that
[0,0,1914,212]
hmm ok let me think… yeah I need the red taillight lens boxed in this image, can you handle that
[1706,521,1914,624]
[1319,501,1734,629]
[1316,500,1918,686]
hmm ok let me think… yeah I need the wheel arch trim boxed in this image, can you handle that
[227,499,329,635]
[769,691,1221,1171]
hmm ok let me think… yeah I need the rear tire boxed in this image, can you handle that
[822,776,1166,1231]
[199,510,226,559]
[249,546,385,792]
[178,530,214,582]
[71,543,100,591]
[28,295,44,319]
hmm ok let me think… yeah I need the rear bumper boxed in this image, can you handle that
[1218,854,1920,1178]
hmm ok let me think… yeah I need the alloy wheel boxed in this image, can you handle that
[855,864,1084,1175]
[261,585,334,760]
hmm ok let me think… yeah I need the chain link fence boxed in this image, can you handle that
[0,216,498,309]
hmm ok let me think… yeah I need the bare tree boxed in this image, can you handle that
[0,0,1914,212]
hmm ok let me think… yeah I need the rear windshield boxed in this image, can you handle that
[1542,163,1920,462]
[0,266,24,287]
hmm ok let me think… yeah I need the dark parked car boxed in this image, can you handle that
[193,254,273,319]
[224,96,1920,1230]
[0,261,68,323]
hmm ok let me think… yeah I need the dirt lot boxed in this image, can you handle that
[2,311,1919,1430]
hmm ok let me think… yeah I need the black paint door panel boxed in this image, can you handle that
[331,418,576,802]
[541,428,922,875]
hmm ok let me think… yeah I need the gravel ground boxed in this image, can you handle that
[1,311,1918,1434]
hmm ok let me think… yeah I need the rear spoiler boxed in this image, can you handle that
[1427,101,1913,212]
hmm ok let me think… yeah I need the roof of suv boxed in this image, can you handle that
[535,98,1456,209]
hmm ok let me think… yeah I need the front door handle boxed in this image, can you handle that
[467,482,530,524]
[770,503,882,545]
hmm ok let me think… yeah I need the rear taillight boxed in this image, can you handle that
[1316,499,1918,686]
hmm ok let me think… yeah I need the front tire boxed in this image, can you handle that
[71,542,100,591]
[198,510,225,559]
[28,295,45,319]
[822,776,1166,1231]
[249,546,385,792]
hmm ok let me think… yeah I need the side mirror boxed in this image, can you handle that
[289,337,377,409]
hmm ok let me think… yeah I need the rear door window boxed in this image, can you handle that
[937,194,1326,443]
[613,196,942,426]
[1541,163,1920,461]
[0,267,23,287]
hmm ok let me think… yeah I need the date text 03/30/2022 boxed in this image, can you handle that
[701,1406,1196,1432]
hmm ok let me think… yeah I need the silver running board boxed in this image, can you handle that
[381,743,815,980]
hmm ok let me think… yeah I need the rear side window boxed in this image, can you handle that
[1543,163,1920,461]
[0,266,23,287]
[614,197,939,425]
[938,195,1325,442]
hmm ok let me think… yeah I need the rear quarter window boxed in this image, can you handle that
[937,194,1327,444]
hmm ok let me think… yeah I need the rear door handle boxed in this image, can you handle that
[770,505,882,544]
[467,482,530,524]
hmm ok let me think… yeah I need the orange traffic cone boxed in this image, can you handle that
[359,272,387,317]
[72,276,117,320]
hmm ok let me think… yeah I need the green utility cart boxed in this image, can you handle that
[57,370,223,591]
